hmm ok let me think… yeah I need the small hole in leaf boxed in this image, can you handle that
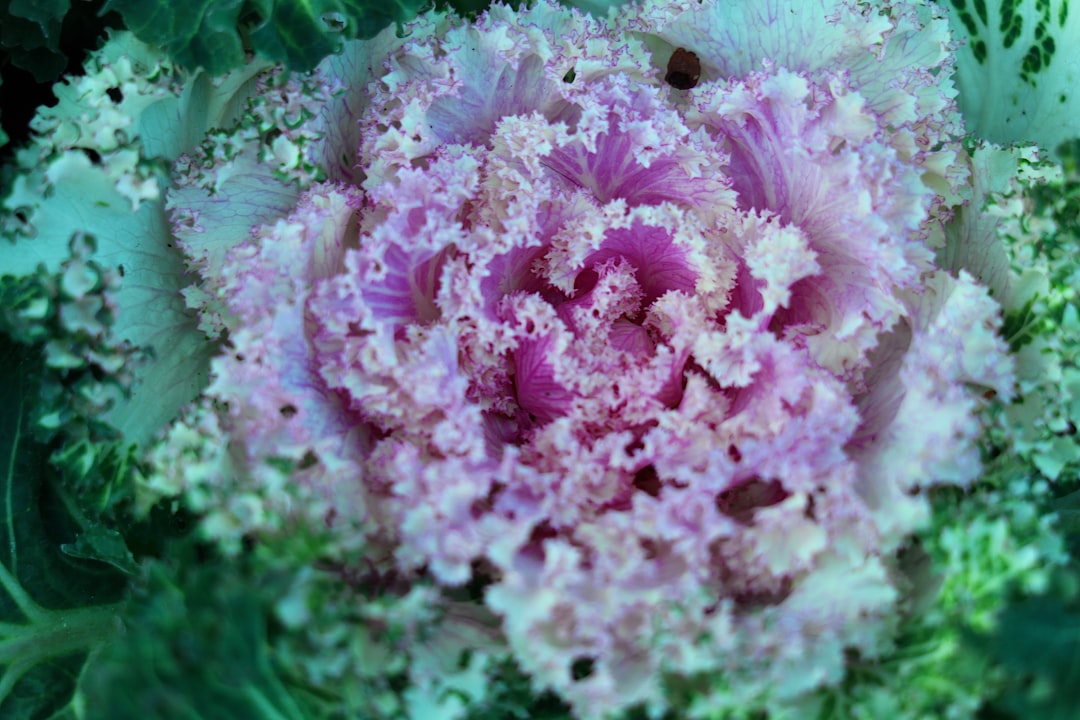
[632,466,662,497]
[715,477,788,524]
[298,450,318,470]
[280,404,298,418]
[322,11,346,31]
[563,68,576,83]
[347,321,373,337]
[570,656,595,681]
[106,86,123,103]
[641,538,660,559]
[573,269,599,297]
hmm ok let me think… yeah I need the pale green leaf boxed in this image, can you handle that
[941,0,1080,148]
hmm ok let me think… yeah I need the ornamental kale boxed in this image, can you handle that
[145,0,1015,716]
[0,0,1077,719]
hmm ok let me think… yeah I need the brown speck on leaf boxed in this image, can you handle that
[665,48,701,90]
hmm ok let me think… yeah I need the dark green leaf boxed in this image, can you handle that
[0,335,127,718]
[49,438,140,523]
[79,542,318,720]
[0,17,67,82]
[437,0,522,20]
[458,655,573,720]
[0,341,104,610]
[9,0,70,34]
[61,525,139,576]
[969,593,1080,720]
[105,0,431,74]
[245,0,430,71]
[102,0,247,75]
[1,0,70,81]
[1050,487,1080,534]
[0,74,7,150]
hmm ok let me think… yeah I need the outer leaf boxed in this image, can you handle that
[940,0,1080,148]
[0,336,126,718]
[0,78,7,151]
[1,0,70,82]
[9,0,70,32]
[76,543,316,720]
[60,526,140,576]
[0,32,272,446]
[245,0,430,71]
[969,595,1080,720]
[102,0,247,75]
[105,0,431,73]
[986,139,1080,483]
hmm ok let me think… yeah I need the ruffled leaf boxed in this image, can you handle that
[0,32,271,445]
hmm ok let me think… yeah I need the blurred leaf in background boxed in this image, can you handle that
[1,0,71,82]
[0,336,128,719]
[0,0,120,198]
[103,0,432,74]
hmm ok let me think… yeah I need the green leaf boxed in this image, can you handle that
[458,656,573,720]
[0,33,274,447]
[1,0,71,82]
[244,0,432,71]
[969,594,1080,720]
[0,335,126,718]
[49,439,141,523]
[0,75,7,151]
[1051,488,1080,534]
[9,0,70,33]
[940,0,1080,148]
[104,0,431,74]
[102,0,247,76]
[61,526,140,576]
[77,542,318,720]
